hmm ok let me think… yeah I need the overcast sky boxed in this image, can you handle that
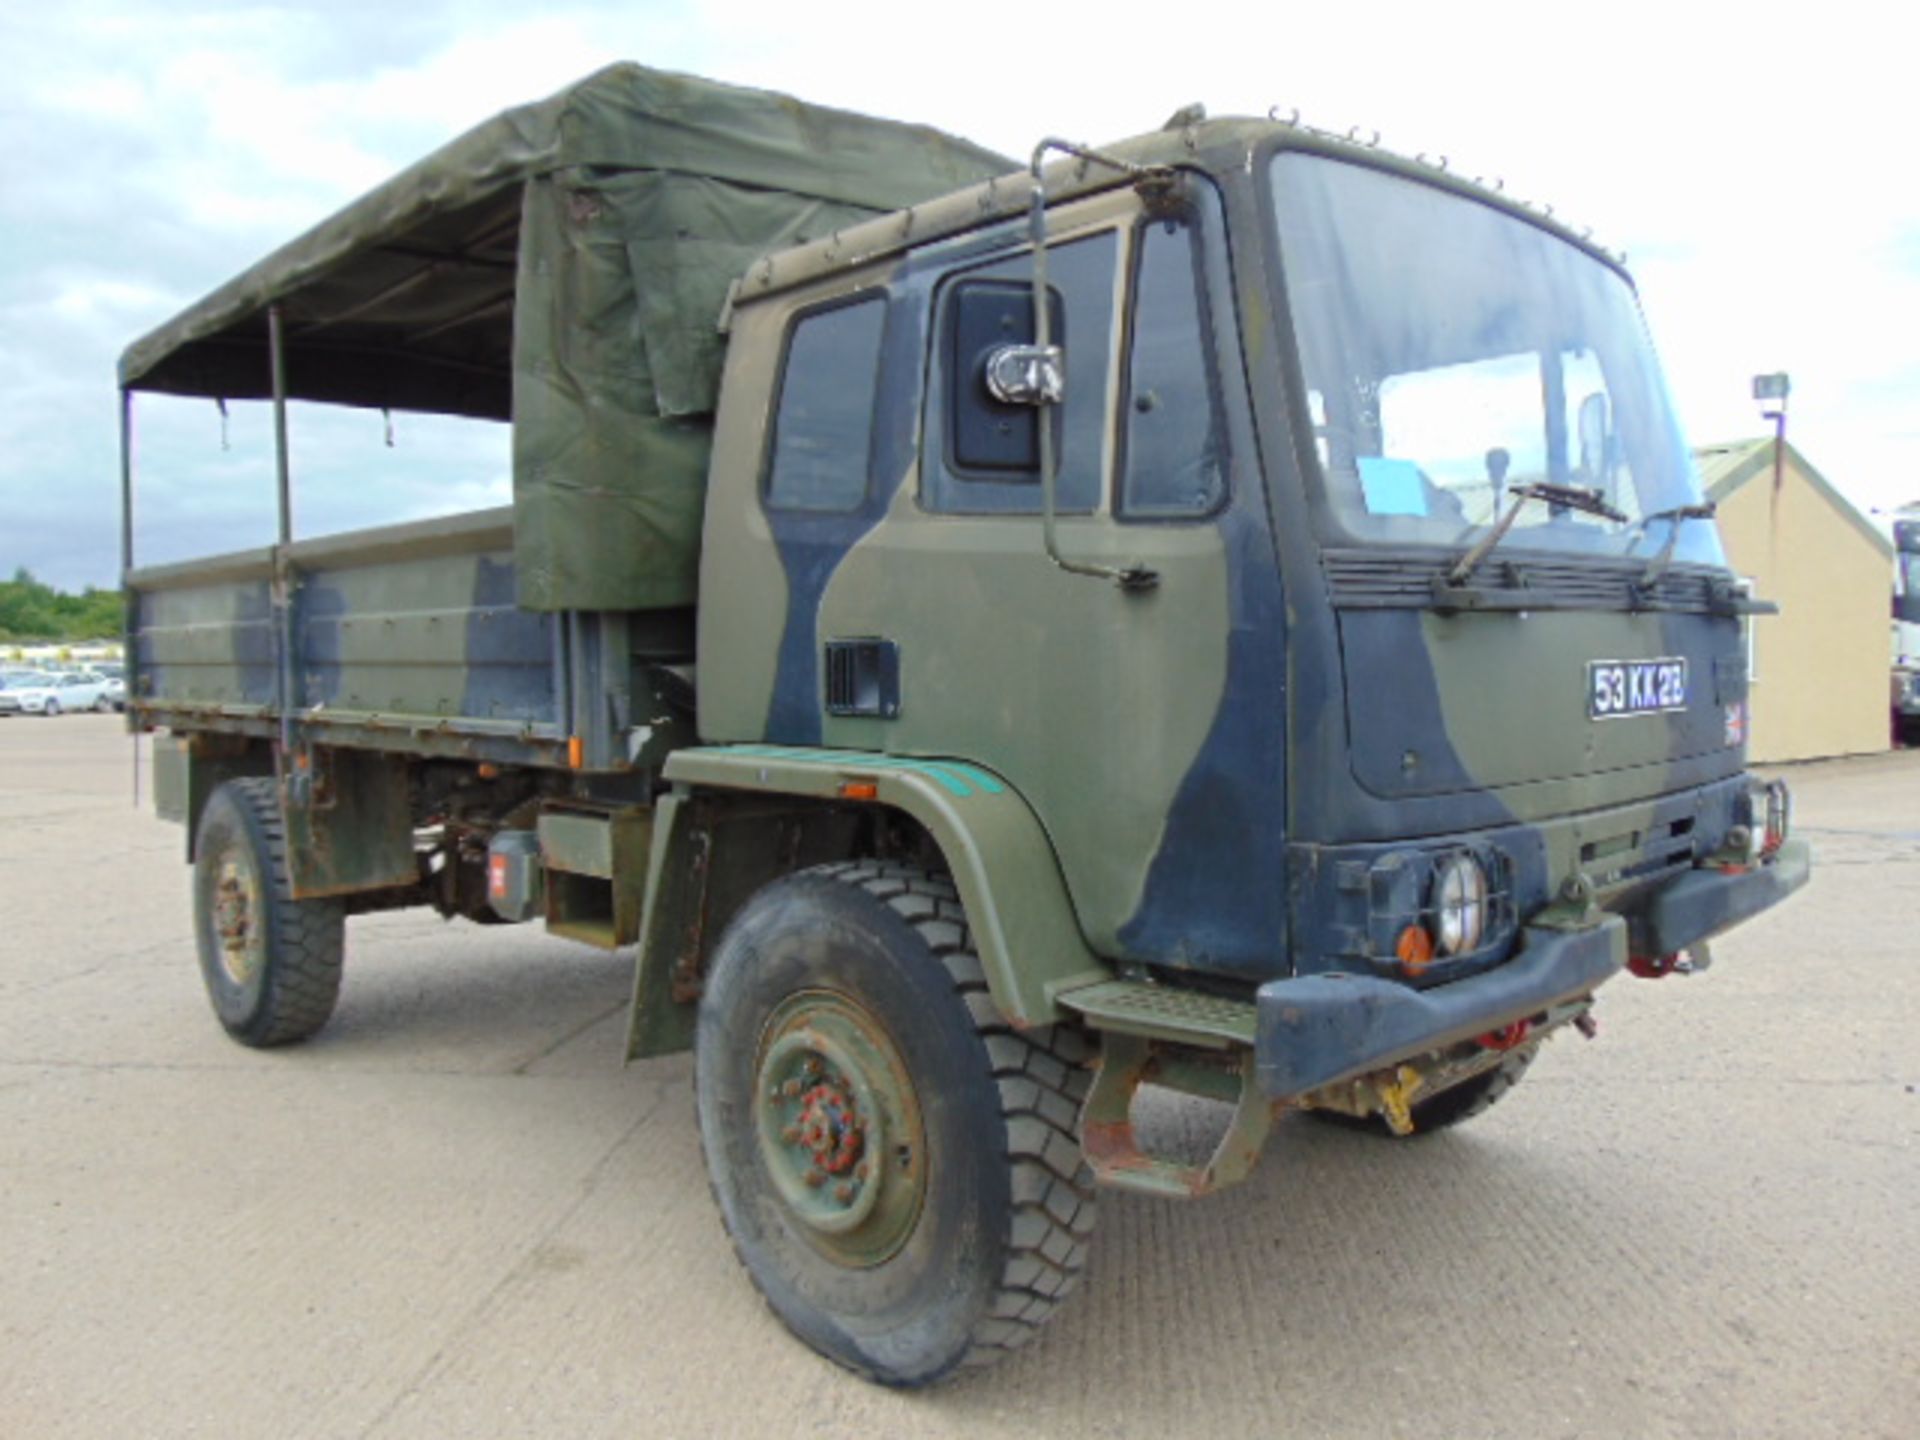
[3,0,1915,589]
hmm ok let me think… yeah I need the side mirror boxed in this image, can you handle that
[984,344,1064,406]
[947,279,1064,474]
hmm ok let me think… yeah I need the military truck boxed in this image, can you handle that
[121,64,1809,1385]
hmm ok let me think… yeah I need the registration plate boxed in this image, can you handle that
[1588,657,1688,719]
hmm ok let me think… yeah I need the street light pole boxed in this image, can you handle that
[1753,371,1791,533]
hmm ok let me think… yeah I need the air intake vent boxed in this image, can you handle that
[824,638,900,719]
[1322,549,1726,613]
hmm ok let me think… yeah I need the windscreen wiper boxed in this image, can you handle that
[1445,481,1629,588]
[1632,501,1718,594]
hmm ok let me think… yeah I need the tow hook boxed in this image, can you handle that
[1628,942,1712,979]
[1373,1065,1425,1137]
[1476,1020,1533,1051]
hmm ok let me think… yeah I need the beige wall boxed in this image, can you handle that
[1715,452,1890,762]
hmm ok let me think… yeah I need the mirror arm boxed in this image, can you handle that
[1029,138,1163,593]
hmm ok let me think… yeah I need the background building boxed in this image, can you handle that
[1696,438,1893,763]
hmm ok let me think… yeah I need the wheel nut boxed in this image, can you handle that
[782,1125,801,1144]
[782,1079,801,1098]
[856,1162,871,1181]
[805,1168,826,1188]
[834,1182,854,1203]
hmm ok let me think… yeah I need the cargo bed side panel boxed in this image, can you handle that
[129,508,564,751]
[299,546,553,724]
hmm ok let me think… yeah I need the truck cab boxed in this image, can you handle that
[700,119,1798,1013]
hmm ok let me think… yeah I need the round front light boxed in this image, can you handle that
[1433,853,1489,956]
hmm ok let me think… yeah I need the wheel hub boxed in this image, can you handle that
[797,1079,865,1176]
[754,991,925,1267]
[211,854,263,986]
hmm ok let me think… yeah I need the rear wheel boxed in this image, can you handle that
[695,861,1095,1385]
[192,778,345,1046]
[1309,1048,1537,1137]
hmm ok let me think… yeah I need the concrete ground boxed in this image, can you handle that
[1,715,1914,1439]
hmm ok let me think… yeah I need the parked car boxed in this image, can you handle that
[0,671,39,717]
[9,671,113,716]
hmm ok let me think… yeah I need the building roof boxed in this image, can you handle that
[1693,437,1893,559]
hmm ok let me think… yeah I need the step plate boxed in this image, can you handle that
[1059,979,1257,1050]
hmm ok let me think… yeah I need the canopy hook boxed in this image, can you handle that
[382,406,395,448]
[215,397,230,452]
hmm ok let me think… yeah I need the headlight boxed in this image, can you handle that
[1432,852,1489,956]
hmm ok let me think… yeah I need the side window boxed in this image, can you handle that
[765,297,886,513]
[1121,215,1226,517]
[923,230,1118,515]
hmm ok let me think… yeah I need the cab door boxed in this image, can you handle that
[806,179,1292,979]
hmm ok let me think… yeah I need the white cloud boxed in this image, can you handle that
[3,0,1916,583]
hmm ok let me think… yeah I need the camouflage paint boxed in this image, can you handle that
[131,561,275,712]
[131,509,565,752]
[655,745,1107,1027]
[133,111,1806,1030]
[699,118,1793,999]
[761,289,926,745]
[300,544,551,723]
[703,175,1307,975]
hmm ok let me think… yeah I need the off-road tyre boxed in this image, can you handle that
[1308,1047,1537,1137]
[192,777,345,1047]
[694,861,1096,1386]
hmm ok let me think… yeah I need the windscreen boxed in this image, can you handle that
[1271,153,1722,567]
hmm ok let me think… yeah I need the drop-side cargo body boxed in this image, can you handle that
[122,65,1808,1386]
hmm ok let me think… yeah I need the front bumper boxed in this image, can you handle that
[1255,839,1811,1099]
[1634,838,1810,957]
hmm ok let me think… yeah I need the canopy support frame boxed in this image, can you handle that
[268,305,299,774]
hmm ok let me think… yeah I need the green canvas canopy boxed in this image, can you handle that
[119,63,1013,610]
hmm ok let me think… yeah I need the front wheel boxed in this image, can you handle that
[43,699,60,717]
[695,862,1096,1385]
[192,777,345,1046]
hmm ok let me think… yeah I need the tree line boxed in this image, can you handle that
[0,569,123,642]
